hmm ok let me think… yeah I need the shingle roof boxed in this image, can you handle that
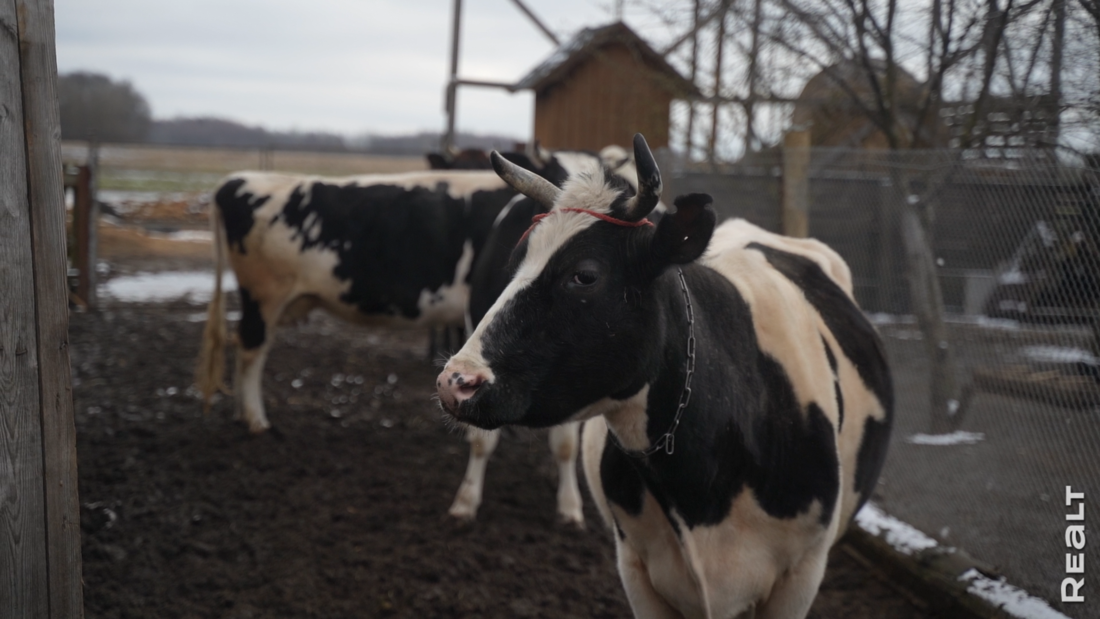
[515,21,699,97]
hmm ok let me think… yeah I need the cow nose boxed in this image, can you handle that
[436,366,488,412]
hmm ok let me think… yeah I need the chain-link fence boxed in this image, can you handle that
[666,148,1100,617]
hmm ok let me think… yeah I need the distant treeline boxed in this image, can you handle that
[59,71,518,155]
[148,117,519,155]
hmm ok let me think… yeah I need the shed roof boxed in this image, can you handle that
[515,22,700,97]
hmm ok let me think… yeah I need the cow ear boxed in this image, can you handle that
[649,193,716,267]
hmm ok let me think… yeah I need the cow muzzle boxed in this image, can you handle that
[436,364,489,417]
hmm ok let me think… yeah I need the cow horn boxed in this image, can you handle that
[622,134,662,221]
[491,150,561,209]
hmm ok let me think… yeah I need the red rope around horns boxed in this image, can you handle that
[518,207,654,245]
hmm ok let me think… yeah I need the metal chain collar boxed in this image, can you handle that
[622,267,696,458]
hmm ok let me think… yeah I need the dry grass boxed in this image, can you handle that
[98,224,212,262]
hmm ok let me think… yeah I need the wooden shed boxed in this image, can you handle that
[516,22,699,152]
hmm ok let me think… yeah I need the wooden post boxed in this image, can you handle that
[782,128,811,237]
[71,165,95,308]
[0,0,85,617]
[86,143,99,309]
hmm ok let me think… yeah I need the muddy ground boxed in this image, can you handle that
[72,298,933,619]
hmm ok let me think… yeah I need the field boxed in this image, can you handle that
[69,143,934,618]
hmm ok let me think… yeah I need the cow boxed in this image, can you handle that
[448,144,652,525]
[436,134,893,618]
[193,150,638,526]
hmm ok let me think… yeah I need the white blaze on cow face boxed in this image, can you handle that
[442,159,621,382]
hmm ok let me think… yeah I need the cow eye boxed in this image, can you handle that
[565,259,603,290]
[572,271,598,286]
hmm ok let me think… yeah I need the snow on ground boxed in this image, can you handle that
[958,570,1070,619]
[101,271,236,304]
[855,503,940,556]
[905,431,986,446]
[1021,345,1098,366]
[857,504,1071,618]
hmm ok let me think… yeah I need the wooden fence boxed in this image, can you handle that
[1,0,85,616]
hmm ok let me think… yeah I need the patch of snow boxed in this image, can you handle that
[866,313,916,325]
[149,229,213,243]
[974,316,1023,331]
[854,503,939,556]
[1021,345,1098,365]
[998,268,1028,285]
[858,505,1067,618]
[185,310,241,323]
[102,271,236,304]
[958,569,1070,619]
[906,431,985,446]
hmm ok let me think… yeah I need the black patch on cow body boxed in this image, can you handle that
[854,416,892,503]
[215,178,270,253]
[823,337,844,432]
[272,180,512,320]
[600,433,646,518]
[744,242,894,413]
[745,242,894,509]
[238,287,265,349]
[579,265,841,529]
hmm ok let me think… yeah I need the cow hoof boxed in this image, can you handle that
[448,504,478,522]
[557,513,586,530]
[247,419,271,434]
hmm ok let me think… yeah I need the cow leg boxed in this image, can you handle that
[617,541,684,619]
[234,287,285,433]
[449,427,501,520]
[549,422,584,527]
[755,545,828,619]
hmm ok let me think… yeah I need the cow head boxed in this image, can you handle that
[437,134,715,429]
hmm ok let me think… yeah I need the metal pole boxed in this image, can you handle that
[683,0,699,158]
[443,0,463,153]
[708,7,727,164]
[508,0,560,45]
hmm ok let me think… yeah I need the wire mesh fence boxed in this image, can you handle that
[666,147,1100,617]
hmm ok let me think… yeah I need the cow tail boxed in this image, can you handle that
[195,198,231,413]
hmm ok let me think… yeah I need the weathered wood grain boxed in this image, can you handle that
[0,0,49,616]
[15,0,85,616]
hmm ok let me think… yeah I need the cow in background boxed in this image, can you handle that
[437,135,893,617]
[196,169,515,433]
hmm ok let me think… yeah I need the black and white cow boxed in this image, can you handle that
[437,135,893,618]
[449,145,649,525]
[195,169,515,433]
[194,151,639,525]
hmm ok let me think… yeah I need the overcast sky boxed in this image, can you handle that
[54,0,680,139]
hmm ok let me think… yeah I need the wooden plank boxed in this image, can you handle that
[16,0,85,616]
[72,165,91,306]
[972,365,1100,409]
[782,128,810,237]
[0,0,50,615]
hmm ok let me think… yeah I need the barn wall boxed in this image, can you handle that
[532,45,674,152]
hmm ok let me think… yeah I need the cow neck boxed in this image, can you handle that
[614,267,696,458]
